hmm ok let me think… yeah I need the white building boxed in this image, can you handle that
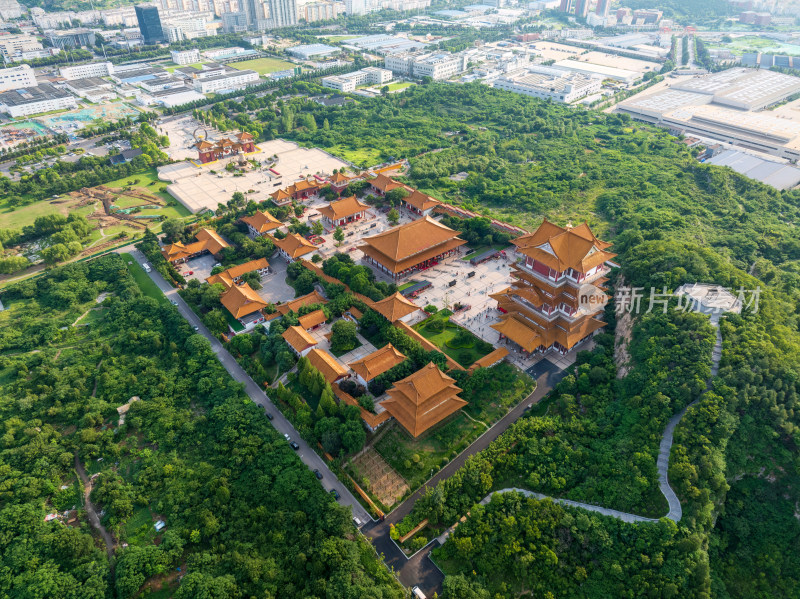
[0,65,37,93]
[63,78,116,102]
[59,61,114,80]
[302,0,341,21]
[0,84,78,118]
[321,66,393,92]
[193,69,260,93]
[492,66,603,103]
[170,48,201,65]
[0,35,43,61]
[385,52,467,81]
[345,0,367,15]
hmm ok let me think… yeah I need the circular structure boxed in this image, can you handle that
[192,127,208,143]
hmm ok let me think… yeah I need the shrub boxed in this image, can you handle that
[358,395,375,413]
[424,305,438,314]
[426,318,445,333]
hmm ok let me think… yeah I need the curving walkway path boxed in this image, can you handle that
[487,314,724,524]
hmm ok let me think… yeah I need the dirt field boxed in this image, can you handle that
[351,449,409,508]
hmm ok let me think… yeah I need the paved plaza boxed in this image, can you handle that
[157,136,349,214]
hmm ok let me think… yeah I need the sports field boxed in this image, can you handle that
[230,57,296,75]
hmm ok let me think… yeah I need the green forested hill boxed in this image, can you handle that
[0,256,403,599]
[288,84,800,300]
[281,83,800,598]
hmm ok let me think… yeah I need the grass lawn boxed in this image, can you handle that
[230,57,295,75]
[164,62,203,72]
[0,167,190,234]
[374,415,485,490]
[413,312,493,367]
[322,35,358,42]
[386,82,414,92]
[325,144,382,168]
[123,253,168,306]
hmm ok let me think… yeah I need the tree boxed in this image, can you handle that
[385,188,409,207]
[161,218,184,242]
[387,208,399,226]
[333,226,344,247]
[381,85,389,95]
[312,220,324,236]
[231,191,246,206]
[340,419,366,454]
[330,320,358,353]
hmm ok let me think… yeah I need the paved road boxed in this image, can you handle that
[124,248,372,526]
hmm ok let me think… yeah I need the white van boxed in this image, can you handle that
[411,586,426,599]
[142,263,151,273]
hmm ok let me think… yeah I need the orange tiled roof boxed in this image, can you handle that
[369,173,405,193]
[404,190,440,212]
[206,271,234,288]
[269,233,317,259]
[349,343,406,382]
[220,283,267,319]
[370,292,420,322]
[207,258,269,288]
[195,140,213,150]
[270,189,292,204]
[236,131,254,142]
[359,216,465,273]
[382,362,466,438]
[330,171,350,184]
[298,308,327,330]
[491,315,543,353]
[276,290,327,315]
[194,228,230,255]
[292,179,318,192]
[307,348,348,383]
[513,219,616,274]
[282,325,318,353]
[318,195,368,221]
[468,347,509,372]
[161,229,228,262]
[241,210,282,234]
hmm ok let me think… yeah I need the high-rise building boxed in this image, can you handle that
[558,0,572,11]
[573,0,589,18]
[490,220,616,356]
[242,0,263,28]
[596,0,610,16]
[346,0,367,15]
[264,0,297,28]
[135,5,165,44]
[221,10,248,32]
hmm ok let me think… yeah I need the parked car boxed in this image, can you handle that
[171,300,178,306]
[284,433,291,442]
[313,469,322,480]
[266,411,274,420]
[290,441,300,450]
[329,489,340,500]
[193,325,199,331]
